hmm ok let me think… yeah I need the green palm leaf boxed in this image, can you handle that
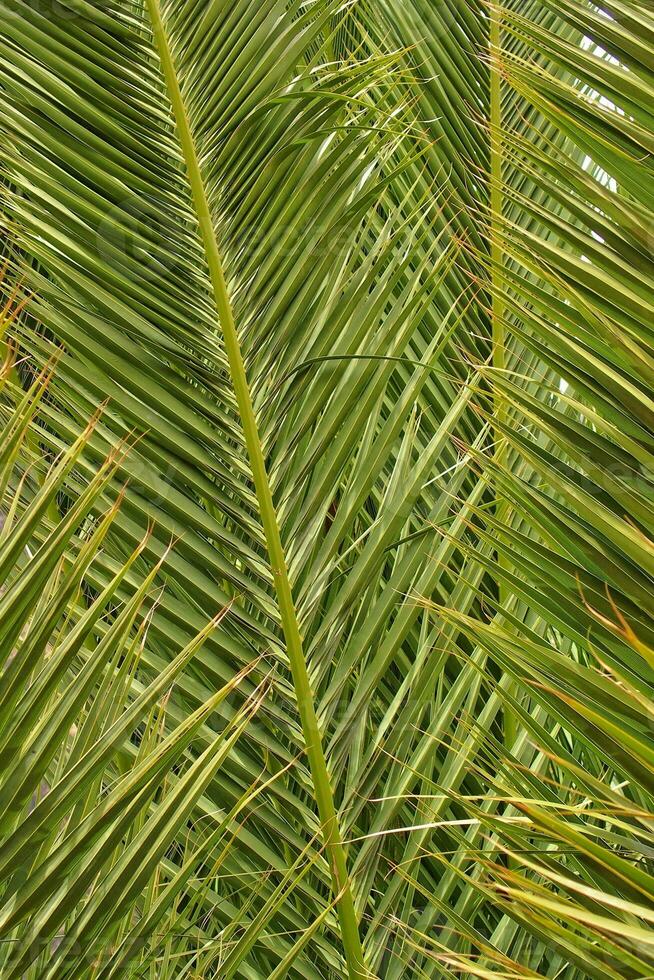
[1,0,653,975]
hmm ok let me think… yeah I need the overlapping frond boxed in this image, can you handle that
[1,0,653,976]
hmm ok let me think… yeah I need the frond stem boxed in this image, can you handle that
[145,1,368,975]
[490,0,516,747]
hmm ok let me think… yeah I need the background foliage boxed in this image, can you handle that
[1,0,653,976]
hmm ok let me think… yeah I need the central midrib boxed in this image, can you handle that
[144,1,369,976]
